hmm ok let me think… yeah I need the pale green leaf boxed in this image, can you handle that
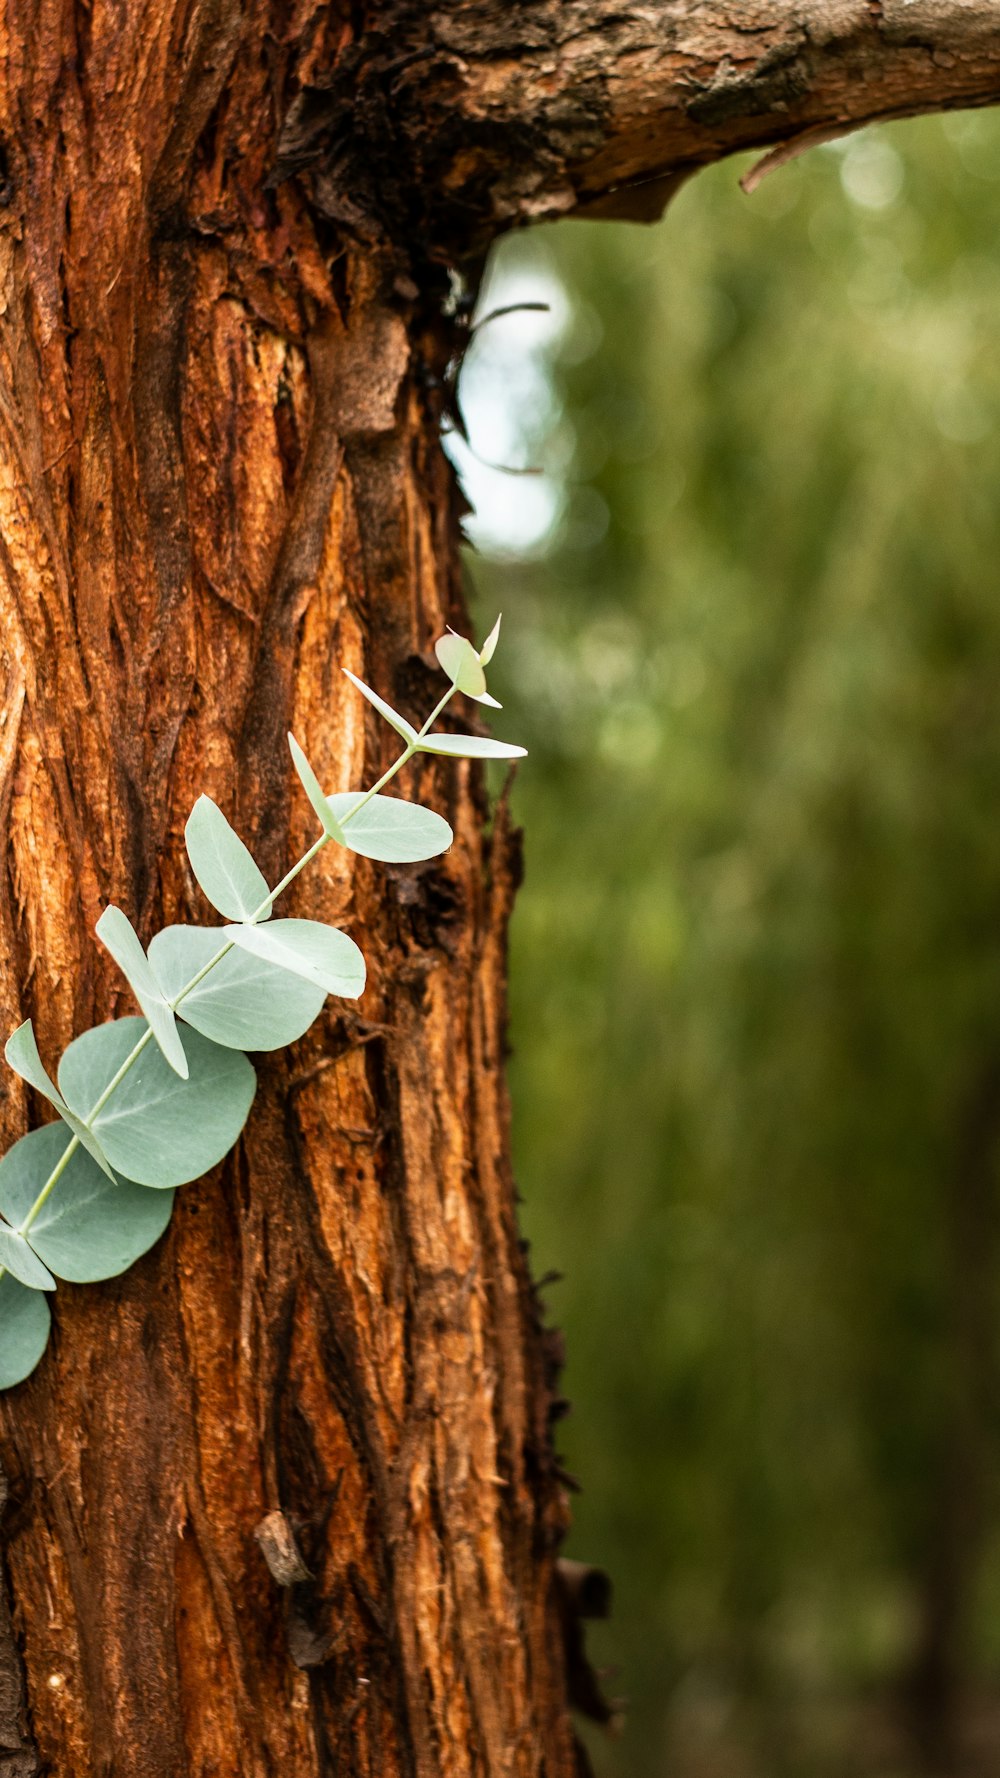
[0,1224,55,1291]
[0,1124,174,1284]
[328,793,453,863]
[150,925,326,1051]
[227,919,366,1000]
[0,1273,51,1389]
[418,733,526,760]
[342,670,418,744]
[479,613,502,665]
[435,630,487,697]
[58,1017,256,1189]
[5,1020,115,1179]
[96,906,189,1078]
[288,734,345,840]
[96,907,161,1003]
[185,795,272,922]
[5,1019,62,1104]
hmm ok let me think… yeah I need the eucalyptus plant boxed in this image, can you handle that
[0,621,523,1390]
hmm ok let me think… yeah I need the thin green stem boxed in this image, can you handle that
[16,1130,80,1235]
[16,1026,156,1239]
[6,681,460,1265]
[158,832,333,1014]
[419,684,458,740]
[165,682,457,1008]
[248,830,330,925]
[331,744,417,830]
[89,1025,155,1120]
[161,726,431,1011]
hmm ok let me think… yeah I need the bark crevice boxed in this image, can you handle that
[0,1467,39,1778]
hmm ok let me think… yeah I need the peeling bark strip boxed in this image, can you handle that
[0,0,996,1774]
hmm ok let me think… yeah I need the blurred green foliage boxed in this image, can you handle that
[462,112,1000,1777]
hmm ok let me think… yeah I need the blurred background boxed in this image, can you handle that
[450,112,1000,1778]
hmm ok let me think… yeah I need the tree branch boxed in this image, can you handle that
[276,1,1000,254]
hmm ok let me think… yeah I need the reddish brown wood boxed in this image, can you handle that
[0,1,997,1773]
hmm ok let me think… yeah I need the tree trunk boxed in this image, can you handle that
[0,3,998,1775]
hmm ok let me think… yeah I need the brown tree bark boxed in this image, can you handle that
[0,4,997,1776]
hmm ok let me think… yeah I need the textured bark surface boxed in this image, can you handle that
[0,1,996,1775]
[0,7,573,1773]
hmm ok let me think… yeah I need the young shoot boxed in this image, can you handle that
[0,621,524,1390]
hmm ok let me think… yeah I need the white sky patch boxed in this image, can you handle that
[445,263,568,558]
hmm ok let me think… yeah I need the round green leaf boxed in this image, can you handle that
[150,925,326,1051]
[57,1017,256,1188]
[435,631,486,696]
[185,795,273,922]
[0,1273,51,1388]
[0,1224,55,1290]
[0,1124,175,1283]
[226,918,366,999]
[330,793,453,863]
[433,630,501,707]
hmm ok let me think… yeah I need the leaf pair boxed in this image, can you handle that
[343,672,527,761]
[185,793,369,1013]
[149,925,329,1051]
[6,1016,256,1192]
[0,1013,256,1388]
[102,909,363,1065]
[98,788,279,1080]
[104,797,368,1069]
[434,613,503,706]
[288,736,455,860]
[0,617,528,1393]
[185,789,373,976]
[342,615,527,760]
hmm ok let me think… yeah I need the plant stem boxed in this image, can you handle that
[89,1026,156,1119]
[15,1026,158,1235]
[163,683,456,1007]
[16,1130,80,1233]
[7,684,458,1255]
